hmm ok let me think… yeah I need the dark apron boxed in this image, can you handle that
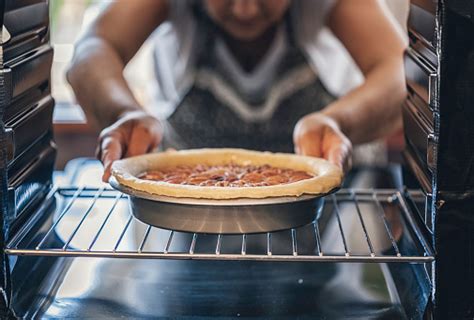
[162,7,335,153]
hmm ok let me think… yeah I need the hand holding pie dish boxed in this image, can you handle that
[111,148,342,199]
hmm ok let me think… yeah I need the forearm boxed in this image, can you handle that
[322,57,406,144]
[67,37,142,130]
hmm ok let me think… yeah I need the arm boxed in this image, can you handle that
[294,0,407,169]
[67,0,169,181]
[325,0,407,143]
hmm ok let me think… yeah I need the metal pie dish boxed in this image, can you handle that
[110,177,334,234]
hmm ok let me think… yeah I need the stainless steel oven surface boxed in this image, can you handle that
[1,1,473,319]
[14,161,431,319]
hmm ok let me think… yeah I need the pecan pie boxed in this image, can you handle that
[139,164,313,187]
[111,149,342,199]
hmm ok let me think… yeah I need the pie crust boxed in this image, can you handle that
[111,148,343,199]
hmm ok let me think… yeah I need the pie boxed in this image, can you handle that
[139,164,314,187]
[111,148,342,199]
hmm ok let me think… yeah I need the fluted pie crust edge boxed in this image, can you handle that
[111,148,343,199]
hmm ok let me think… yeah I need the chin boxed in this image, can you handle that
[225,26,267,42]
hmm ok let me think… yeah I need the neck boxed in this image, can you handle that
[220,26,278,73]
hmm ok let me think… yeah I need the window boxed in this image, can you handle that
[50,0,155,123]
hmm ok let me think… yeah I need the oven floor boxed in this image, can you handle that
[31,160,412,319]
[38,258,404,319]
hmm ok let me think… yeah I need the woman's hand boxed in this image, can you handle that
[97,110,163,182]
[293,113,352,172]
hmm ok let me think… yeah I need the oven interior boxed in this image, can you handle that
[0,0,473,319]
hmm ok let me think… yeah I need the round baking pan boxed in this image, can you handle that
[110,178,333,234]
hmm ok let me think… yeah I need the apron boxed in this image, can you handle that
[162,5,335,153]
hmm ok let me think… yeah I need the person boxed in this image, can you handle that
[67,0,407,182]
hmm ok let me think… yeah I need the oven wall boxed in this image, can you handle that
[0,2,12,318]
[402,0,474,318]
[434,1,474,318]
[0,0,58,317]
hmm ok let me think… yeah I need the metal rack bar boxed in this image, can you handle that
[266,233,272,256]
[138,225,152,253]
[5,250,434,262]
[189,233,198,254]
[36,187,85,250]
[313,222,323,256]
[216,234,222,255]
[87,193,122,251]
[113,214,133,252]
[241,234,247,255]
[5,188,435,263]
[395,191,435,258]
[62,187,105,250]
[351,190,376,257]
[372,191,401,257]
[164,231,174,254]
[331,194,350,256]
[291,229,298,256]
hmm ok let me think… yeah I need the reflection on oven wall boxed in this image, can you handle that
[0,0,473,319]
[0,0,55,238]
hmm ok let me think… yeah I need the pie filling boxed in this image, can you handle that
[139,164,314,187]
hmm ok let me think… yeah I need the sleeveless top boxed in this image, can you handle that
[159,2,339,152]
[149,0,406,163]
[150,0,364,120]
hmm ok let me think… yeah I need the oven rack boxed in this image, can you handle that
[5,187,434,263]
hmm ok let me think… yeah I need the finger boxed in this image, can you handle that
[147,132,163,153]
[94,144,102,160]
[297,134,323,157]
[125,126,154,157]
[326,144,352,173]
[326,146,343,168]
[100,136,123,182]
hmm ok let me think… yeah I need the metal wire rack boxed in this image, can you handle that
[5,187,434,263]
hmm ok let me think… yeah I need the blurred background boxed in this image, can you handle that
[51,0,157,168]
